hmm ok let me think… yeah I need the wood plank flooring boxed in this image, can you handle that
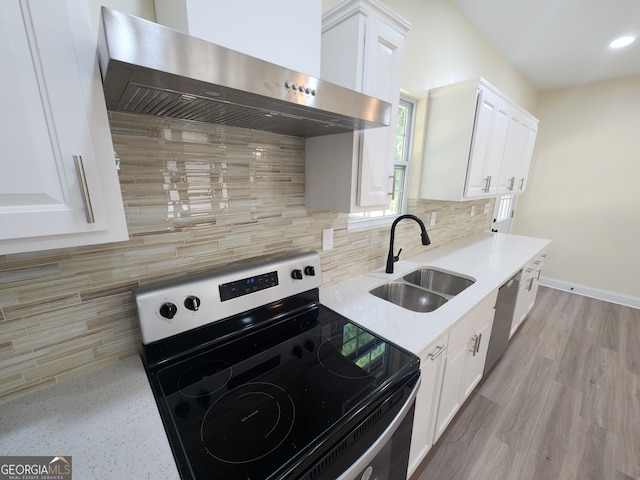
[411,287,640,480]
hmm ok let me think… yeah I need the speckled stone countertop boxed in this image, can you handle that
[0,355,179,480]
[320,232,551,357]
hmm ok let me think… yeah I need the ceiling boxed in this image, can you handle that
[452,0,640,91]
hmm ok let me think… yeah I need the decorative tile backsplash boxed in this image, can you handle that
[0,112,494,403]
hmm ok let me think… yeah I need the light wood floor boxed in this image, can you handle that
[411,287,640,480]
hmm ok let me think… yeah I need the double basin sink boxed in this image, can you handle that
[370,267,475,313]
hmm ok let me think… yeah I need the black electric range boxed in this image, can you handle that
[135,252,420,480]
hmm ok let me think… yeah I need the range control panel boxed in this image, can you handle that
[219,271,279,302]
[134,251,322,345]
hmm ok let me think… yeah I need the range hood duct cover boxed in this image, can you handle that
[97,7,392,137]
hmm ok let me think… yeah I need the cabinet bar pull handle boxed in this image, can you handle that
[469,335,478,355]
[476,333,482,353]
[536,269,542,281]
[388,174,395,199]
[518,177,525,190]
[428,344,446,360]
[509,177,515,191]
[483,177,490,193]
[73,155,95,224]
[528,277,534,291]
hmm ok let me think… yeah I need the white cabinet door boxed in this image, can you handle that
[461,298,495,398]
[433,329,466,441]
[357,17,404,207]
[464,88,509,198]
[511,264,533,337]
[497,110,528,194]
[0,0,127,254]
[515,122,539,192]
[511,251,546,337]
[408,332,448,475]
[497,108,539,194]
[526,252,546,311]
[433,290,497,441]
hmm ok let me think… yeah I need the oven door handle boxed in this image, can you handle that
[337,377,421,480]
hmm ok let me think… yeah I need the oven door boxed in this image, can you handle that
[303,375,420,480]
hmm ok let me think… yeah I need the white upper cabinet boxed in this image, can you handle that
[465,88,510,198]
[497,106,539,194]
[305,0,409,213]
[154,0,322,77]
[0,0,128,254]
[419,78,538,202]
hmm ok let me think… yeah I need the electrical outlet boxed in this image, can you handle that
[430,212,437,226]
[322,228,334,251]
[470,205,476,217]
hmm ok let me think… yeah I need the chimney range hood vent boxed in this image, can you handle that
[97,8,391,137]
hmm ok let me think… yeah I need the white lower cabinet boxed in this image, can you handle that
[460,300,495,398]
[408,290,497,473]
[511,252,547,336]
[433,291,497,442]
[408,331,448,475]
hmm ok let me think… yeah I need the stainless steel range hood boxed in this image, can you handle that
[97,7,391,138]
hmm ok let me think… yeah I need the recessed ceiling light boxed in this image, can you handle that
[609,36,635,49]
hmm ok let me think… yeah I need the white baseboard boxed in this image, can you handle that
[539,276,640,309]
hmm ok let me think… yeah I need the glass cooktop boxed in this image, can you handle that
[145,304,419,480]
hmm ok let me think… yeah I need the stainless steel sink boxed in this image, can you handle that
[403,268,474,298]
[369,267,475,312]
[369,282,447,313]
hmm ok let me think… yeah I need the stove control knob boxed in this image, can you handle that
[184,295,201,312]
[291,269,303,280]
[159,302,178,319]
[304,266,316,276]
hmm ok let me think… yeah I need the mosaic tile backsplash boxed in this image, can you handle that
[0,112,494,403]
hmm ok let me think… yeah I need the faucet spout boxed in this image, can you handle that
[385,214,431,274]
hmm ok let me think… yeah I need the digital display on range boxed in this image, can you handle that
[219,271,279,301]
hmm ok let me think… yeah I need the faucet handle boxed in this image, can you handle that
[393,248,403,262]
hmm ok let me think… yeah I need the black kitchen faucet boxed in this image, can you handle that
[385,214,431,273]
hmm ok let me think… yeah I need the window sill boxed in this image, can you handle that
[347,215,400,232]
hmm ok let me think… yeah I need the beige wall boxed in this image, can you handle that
[512,76,640,298]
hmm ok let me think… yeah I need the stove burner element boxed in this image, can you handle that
[177,360,231,398]
[201,382,295,464]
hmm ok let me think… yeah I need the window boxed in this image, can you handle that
[340,323,386,376]
[348,97,414,225]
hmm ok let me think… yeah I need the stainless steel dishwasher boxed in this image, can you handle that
[484,270,521,375]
